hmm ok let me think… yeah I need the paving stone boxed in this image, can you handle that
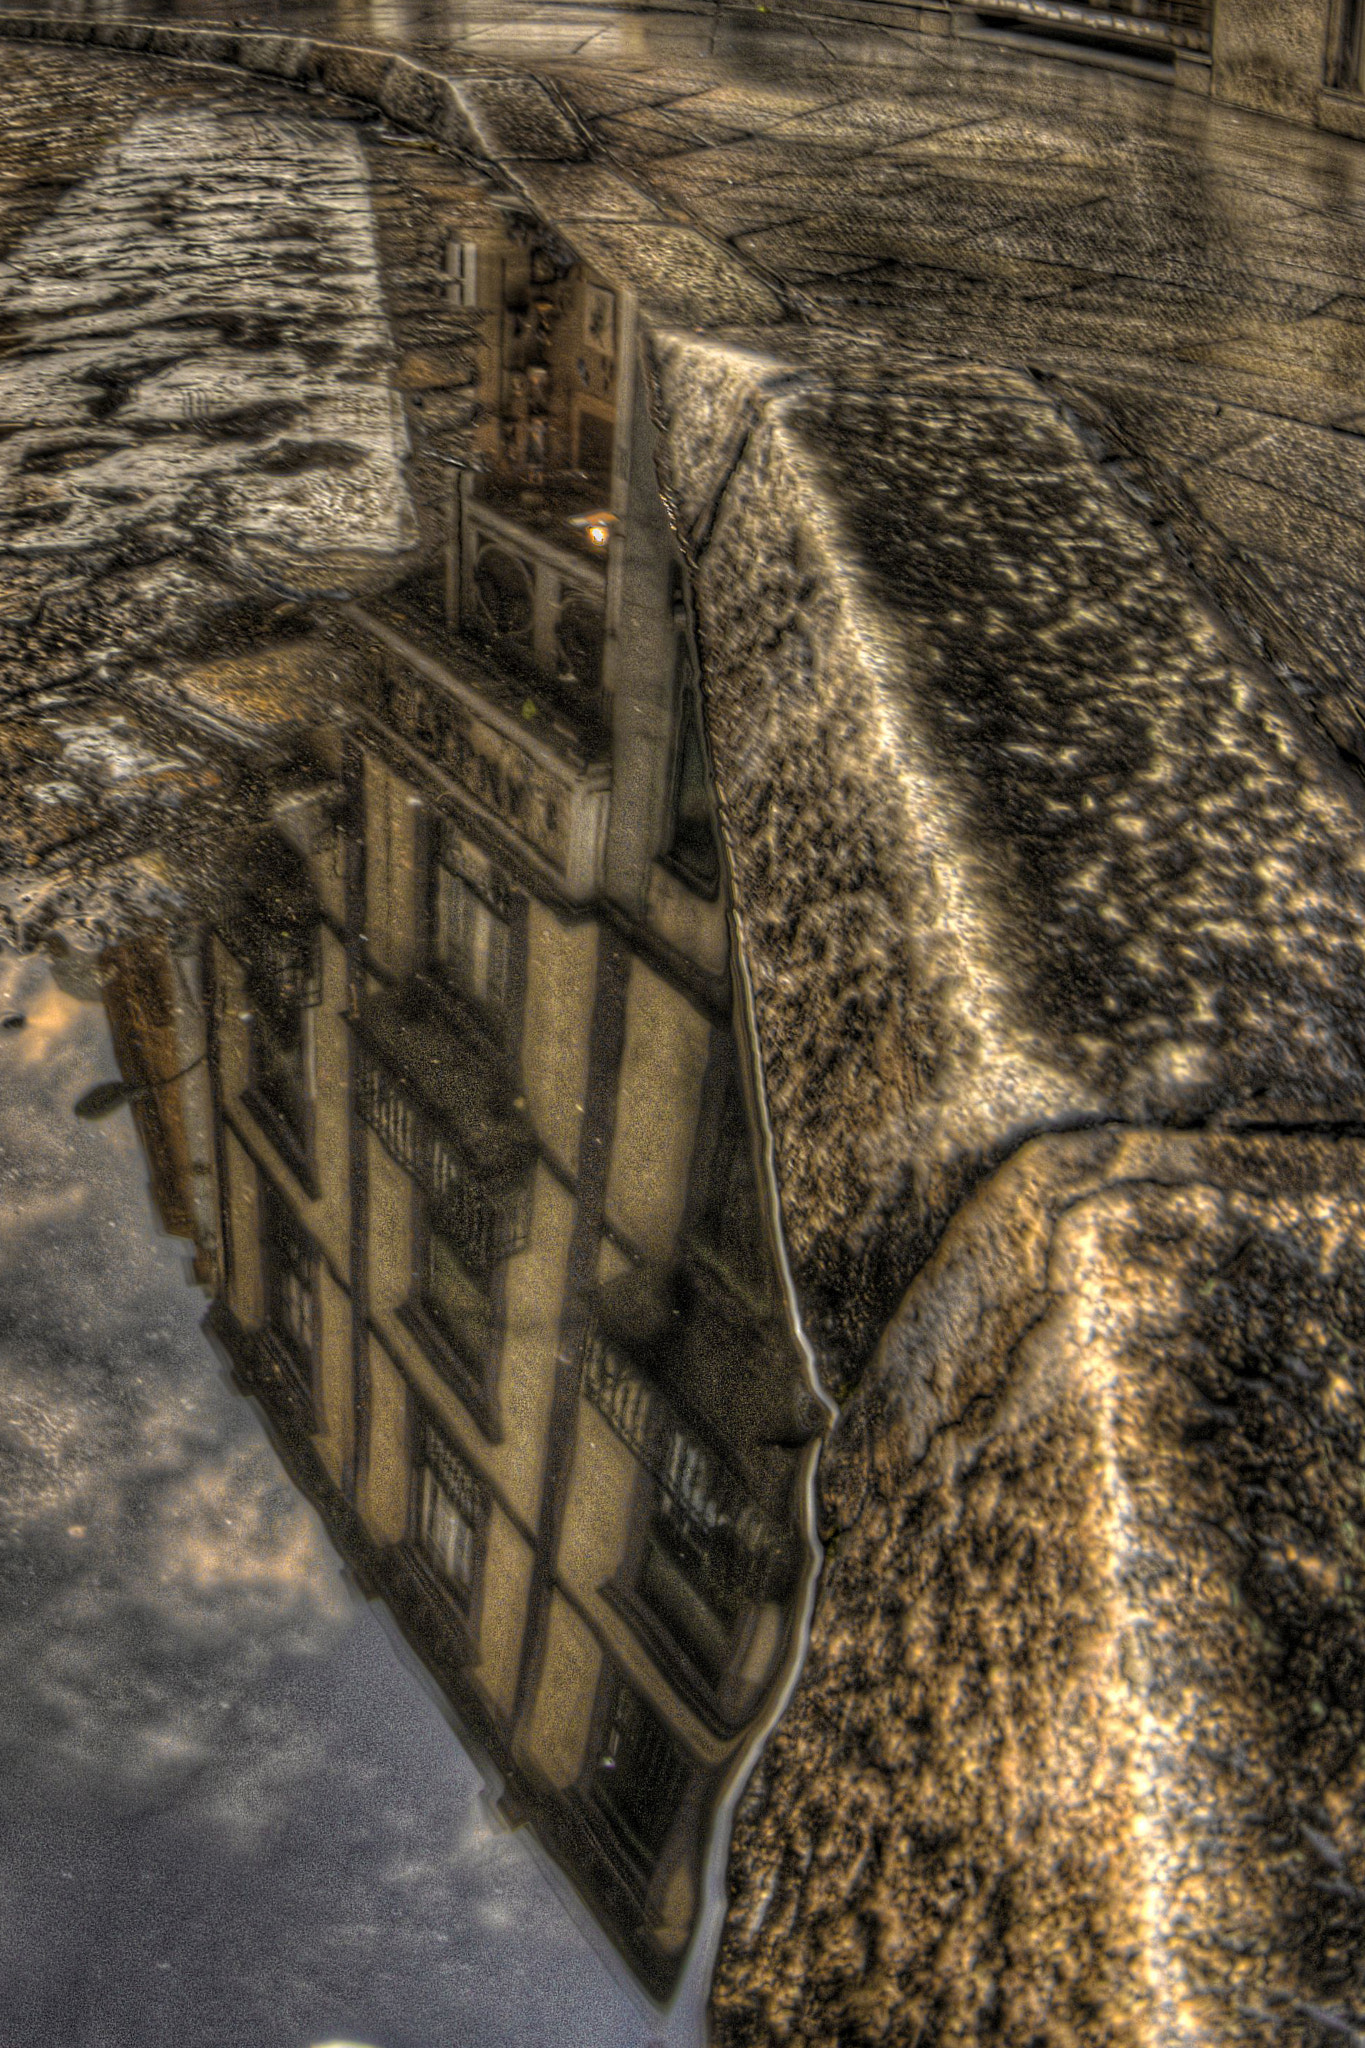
[568,219,785,323]
[450,73,587,159]
[1203,417,1365,521]
[510,158,664,218]
[233,31,316,82]
[716,1125,1365,2048]
[0,105,416,594]
[314,42,395,104]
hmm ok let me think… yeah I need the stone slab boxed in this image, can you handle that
[511,160,665,221]
[649,332,1365,1377]
[569,220,784,326]
[450,74,587,161]
[715,1124,1365,2048]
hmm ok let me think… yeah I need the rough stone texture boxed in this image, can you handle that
[0,105,415,588]
[451,72,588,160]
[650,327,1365,1376]
[558,36,1365,803]
[1210,0,1329,120]
[0,44,417,953]
[234,30,315,84]
[570,219,785,325]
[715,1126,1365,2048]
[510,159,665,222]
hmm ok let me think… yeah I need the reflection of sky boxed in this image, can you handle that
[0,953,661,2048]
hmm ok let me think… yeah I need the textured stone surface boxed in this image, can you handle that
[569,220,785,326]
[0,104,414,586]
[1211,0,1327,119]
[0,45,417,951]
[552,34,1365,802]
[510,159,664,221]
[454,72,588,160]
[715,1126,1365,2048]
[650,330,1365,1375]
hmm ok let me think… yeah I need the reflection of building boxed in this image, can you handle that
[194,234,817,2001]
[94,935,218,1288]
[455,232,618,739]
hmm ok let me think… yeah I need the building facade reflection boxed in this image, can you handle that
[156,228,819,2003]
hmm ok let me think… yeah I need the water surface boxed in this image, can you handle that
[0,74,824,2048]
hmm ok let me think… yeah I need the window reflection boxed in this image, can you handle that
[260,1179,316,1420]
[430,838,511,1021]
[417,1421,488,1615]
[590,1675,689,1882]
[250,993,309,1158]
[419,1200,497,1372]
[642,1430,752,1689]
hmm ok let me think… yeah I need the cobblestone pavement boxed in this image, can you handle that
[5,16,1365,954]
[493,19,1365,783]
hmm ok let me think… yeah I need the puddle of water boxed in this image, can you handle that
[0,92,826,2048]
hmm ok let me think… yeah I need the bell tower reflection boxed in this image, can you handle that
[186,231,819,2001]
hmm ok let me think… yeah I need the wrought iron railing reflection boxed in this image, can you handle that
[352,1034,532,1272]
[582,1324,785,1593]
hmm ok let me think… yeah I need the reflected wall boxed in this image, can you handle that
[107,224,820,2004]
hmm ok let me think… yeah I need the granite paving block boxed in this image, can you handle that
[451,73,588,159]
[510,158,665,219]
[568,220,785,324]
[716,1126,1365,2048]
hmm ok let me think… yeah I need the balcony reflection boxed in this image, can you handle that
[107,216,820,2006]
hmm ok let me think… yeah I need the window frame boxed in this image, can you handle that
[422,818,526,1054]
[605,1439,771,1733]
[257,1174,318,1425]
[634,1426,753,1681]
[407,1411,492,1632]
[245,994,315,1184]
[580,1664,691,1891]
[400,1179,508,1443]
